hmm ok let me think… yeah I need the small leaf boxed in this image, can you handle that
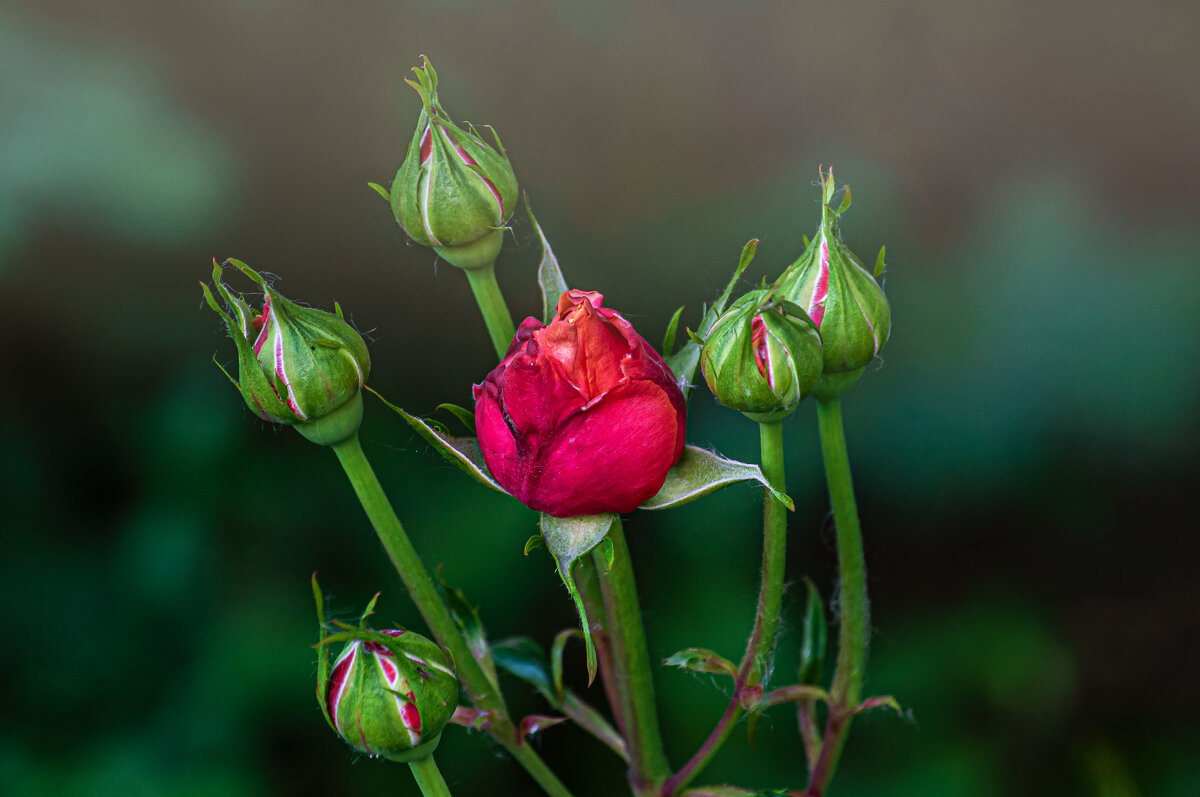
[312,573,335,731]
[436,567,499,691]
[664,647,738,678]
[492,637,558,707]
[802,234,811,247]
[436,402,477,433]
[366,386,506,495]
[685,327,705,345]
[854,695,903,716]
[836,183,852,216]
[517,714,568,745]
[551,628,582,701]
[358,591,381,627]
[449,705,494,730]
[540,513,617,685]
[662,305,685,355]
[526,195,570,324]
[641,446,794,511]
[874,245,887,278]
[524,534,545,555]
[367,181,390,201]
[600,537,615,574]
[798,577,827,686]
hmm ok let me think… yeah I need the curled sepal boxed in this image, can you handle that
[798,577,828,687]
[318,619,459,763]
[201,259,370,442]
[745,684,831,748]
[640,446,794,511]
[665,239,759,402]
[366,387,505,494]
[312,574,335,732]
[551,628,583,702]
[539,512,616,685]
[517,714,569,746]
[773,167,891,394]
[391,56,519,270]
[664,647,738,678]
[854,694,904,717]
[526,195,570,325]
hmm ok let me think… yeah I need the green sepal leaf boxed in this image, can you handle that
[540,512,616,685]
[665,239,758,402]
[526,195,570,324]
[491,637,558,707]
[798,577,827,686]
[551,628,583,701]
[641,446,794,511]
[367,181,390,202]
[366,386,506,495]
[312,573,335,731]
[518,714,568,745]
[435,566,500,692]
[664,647,738,678]
[524,534,545,555]
[600,537,615,574]
[436,402,477,434]
[874,245,887,278]
[836,183,852,216]
[662,305,685,355]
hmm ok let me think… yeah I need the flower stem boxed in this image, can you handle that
[594,517,670,796]
[409,755,453,797]
[464,262,516,360]
[664,420,789,794]
[330,434,573,797]
[805,396,868,796]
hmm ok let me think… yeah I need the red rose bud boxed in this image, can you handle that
[391,57,518,271]
[324,628,459,763]
[700,289,824,422]
[200,259,371,445]
[775,168,891,396]
[474,289,687,517]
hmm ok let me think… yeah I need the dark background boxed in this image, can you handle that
[2,1,1197,795]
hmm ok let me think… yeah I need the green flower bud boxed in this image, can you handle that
[391,57,519,271]
[775,168,890,397]
[322,628,459,763]
[700,289,824,422]
[200,259,370,445]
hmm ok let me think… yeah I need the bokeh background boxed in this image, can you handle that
[3,1,1198,795]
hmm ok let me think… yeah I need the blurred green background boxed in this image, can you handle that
[2,1,1197,795]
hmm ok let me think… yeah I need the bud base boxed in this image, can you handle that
[381,732,443,763]
[434,229,504,271]
[811,366,866,400]
[296,390,364,446]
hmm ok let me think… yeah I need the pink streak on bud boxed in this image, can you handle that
[252,296,272,356]
[270,302,307,421]
[327,643,359,734]
[751,314,771,386]
[419,126,433,166]
[438,125,505,216]
[808,240,830,328]
[401,690,422,732]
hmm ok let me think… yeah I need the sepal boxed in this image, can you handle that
[641,446,794,511]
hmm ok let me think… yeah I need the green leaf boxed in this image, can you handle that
[854,695,903,716]
[367,181,390,201]
[640,446,794,511]
[436,402,476,434]
[523,534,545,555]
[798,577,827,686]
[312,573,335,731]
[600,537,615,574]
[526,195,570,324]
[664,239,758,402]
[551,628,582,701]
[540,512,616,684]
[874,245,887,278]
[664,647,737,678]
[836,183,852,216]
[492,637,558,707]
[662,305,685,355]
[435,567,499,691]
[366,386,506,495]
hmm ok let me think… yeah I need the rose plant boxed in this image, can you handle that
[199,59,899,797]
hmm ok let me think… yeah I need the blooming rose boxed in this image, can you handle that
[474,289,687,517]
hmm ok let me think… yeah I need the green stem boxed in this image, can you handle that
[464,262,516,360]
[595,518,670,796]
[663,420,789,794]
[409,755,453,797]
[806,396,868,796]
[330,434,573,797]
